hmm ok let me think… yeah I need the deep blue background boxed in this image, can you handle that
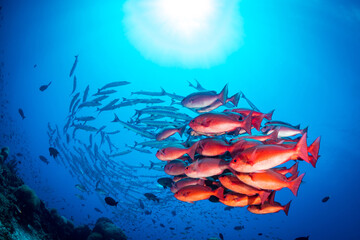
[1,0,359,239]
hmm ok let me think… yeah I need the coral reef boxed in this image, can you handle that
[0,147,127,240]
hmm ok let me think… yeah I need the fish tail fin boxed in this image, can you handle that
[302,126,309,135]
[115,202,118,207]
[288,173,305,196]
[178,125,186,137]
[160,87,166,95]
[149,161,154,169]
[188,80,195,88]
[268,191,276,205]
[289,162,299,176]
[187,141,198,160]
[228,92,240,107]
[265,109,275,120]
[270,127,279,141]
[242,112,252,135]
[259,191,271,204]
[112,113,120,122]
[218,84,228,104]
[287,171,299,181]
[214,187,224,201]
[283,200,291,216]
[294,132,309,163]
[170,99,176,105]
[308,136,321,161]
[252,115,262,131]
[134,141,138,147]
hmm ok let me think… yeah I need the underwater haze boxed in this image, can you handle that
[1,0,360,240]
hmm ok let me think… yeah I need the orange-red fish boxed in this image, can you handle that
[218,174,271,203]
[247,192,291,215]
[174,185,224,203]
[232,170,305,196]
[229,133,309,172]
[220,192,264,207]
[156,143,197,161]
[189,112,252,136]
[164,160,187,176]
[225,108,274,131]
[185,158,228,178]
[181,84,228,109]
[170,178,205,193]
[197,93,240,113]
[262,125,307,138]
[156,126,186,141]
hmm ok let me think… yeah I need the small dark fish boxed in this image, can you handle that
[139,199,144,209]
[39,81,52,91]
[224,206,234,211]
[234,225,244,231]
[185,226,192,230]
[33,64,37,68]
[171,210,176,216]
[69,55,78,77]
[144,210,152,215]
[295,236,309,240]
[160,223,165,228]
[157,177,173,189]
[258,233,263,236]
[16,153,23,157]
[18,108,26,119]
[322,196,330,203]
[144,193,160,203]
[169,227,175,230]
[94,208,103,213]
[219,233,224,240]
[39,155,49,164]
[104,196,118,207]
[49,147,59,158]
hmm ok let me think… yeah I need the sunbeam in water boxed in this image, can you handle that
[123,0,244,68]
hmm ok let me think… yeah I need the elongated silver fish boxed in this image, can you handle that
[72,124,98,132]
[71,75,77,95]
[78,101,102,108]
[75,116,95,121]
[99,81,130,91]
[69,55,78,77]
[69,92,80,112]
[98,99,119,112]
[112,114,156,139]
[131,89,165,96]
[83,85,89,102]
[92,89,117,96]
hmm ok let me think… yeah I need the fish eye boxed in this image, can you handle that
[185,167,189,170]
[233,159,237,163]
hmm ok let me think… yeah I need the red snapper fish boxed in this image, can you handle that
[247,192,291,215]
[197,93,240,113]
[156,125,186,141]
[225,108,274,130]
[229,133,309,172]
[218,174,271,203]
[220,192,264,207]
[156,143,198,161]
[164,160,187,176]
[184,158,228,178]
[181,84,228,109]
[174,185,224,203]
[261,125,308,138]
[232,169,305,196]
[170,178,205,193]
[189,112,252,136]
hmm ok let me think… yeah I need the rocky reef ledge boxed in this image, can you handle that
[0,147,127,240]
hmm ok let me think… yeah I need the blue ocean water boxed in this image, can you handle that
[1,0,360,239]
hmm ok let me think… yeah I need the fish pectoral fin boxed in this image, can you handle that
[201,119,212,127]
[187,201,194,204]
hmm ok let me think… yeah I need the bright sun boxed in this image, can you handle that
[123,0,243,68]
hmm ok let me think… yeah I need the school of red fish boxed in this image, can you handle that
[155,84,321,216]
